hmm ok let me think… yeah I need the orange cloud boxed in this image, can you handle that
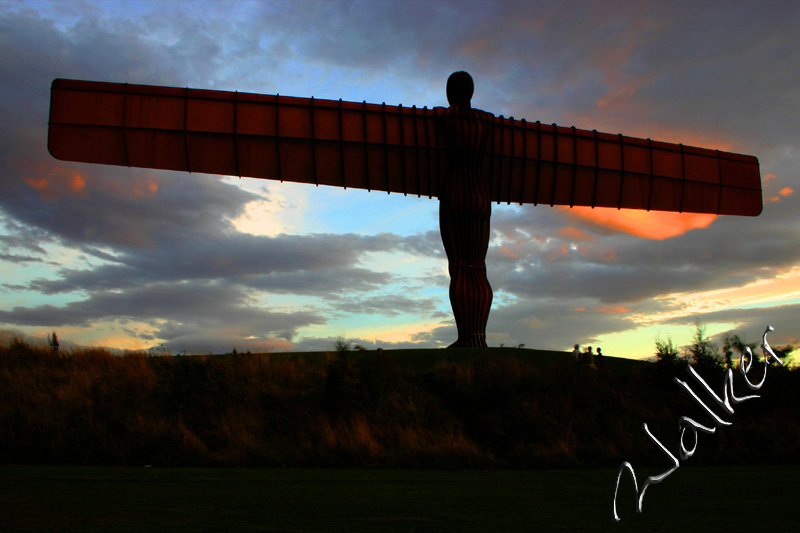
[24,164,88,200]
[596,306,632,314]
[24,177,48,190]
[557,226,595,242]
[546,244,571,261]
[565,111,739,154]
[132,180,159,197]
[564,206,717,240]
[604,126,738,153]
[91,171,160,199]
[70,173,86,193]
[576,244,617,261]
[597,248,617,262]
[648,130,737,153]
[765,188,792,204]
[499,246,520,259]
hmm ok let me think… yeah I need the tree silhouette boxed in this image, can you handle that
[722,333,756,370]
[689,323,722,376]
[655,335,680,369]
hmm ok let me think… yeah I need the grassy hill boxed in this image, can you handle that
[1,340,797,469]
[258,346,647,373]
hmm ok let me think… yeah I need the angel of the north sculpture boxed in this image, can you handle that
[47,72,762,348]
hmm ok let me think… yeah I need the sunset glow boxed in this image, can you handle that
[566,206,717,240]
[1,0,797,360]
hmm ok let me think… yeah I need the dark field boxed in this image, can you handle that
[1,465,798,531]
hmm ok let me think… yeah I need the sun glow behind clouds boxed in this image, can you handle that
[644,267,800,323]
[3,0,796,360]
[594,321,741,360]
[591,269,800,359]
[565,206,717,240]
[228,180,306,237]
[231,198,290,237]
[347,319,443,345]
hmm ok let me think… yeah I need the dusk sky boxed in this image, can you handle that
[1,0,799,358]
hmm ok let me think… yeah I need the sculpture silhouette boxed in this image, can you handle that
[440,72,493,347]
[47,73,763,348]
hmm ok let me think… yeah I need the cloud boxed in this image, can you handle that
[0,253,55,265]
[24,230,431,297]
[484,296,641,351]
[1,1,799,356]
[0,280,326,338]
[0,4,450,350]
[487,197,800,309]
[566,207,718,240]
[332,294,441,318]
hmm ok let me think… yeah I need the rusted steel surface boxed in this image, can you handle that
[439,104,494,348]
[485,119,762,216]
[48,78,446,198]
[49,78,762,216]
[47,73,765,349]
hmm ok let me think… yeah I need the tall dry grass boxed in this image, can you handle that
[1,340,798,468]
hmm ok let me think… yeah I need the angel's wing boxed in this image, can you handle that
[49,78,762,216]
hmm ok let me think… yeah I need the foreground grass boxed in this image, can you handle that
[0,465,796,531]
[3,341,799,469]
[0,343,665,468]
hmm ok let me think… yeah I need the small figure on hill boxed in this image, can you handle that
[47,331,59,355]
[572,344,581,363]
[584,346,593,365]
[595,347,603,368]
[588,347,598,370]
